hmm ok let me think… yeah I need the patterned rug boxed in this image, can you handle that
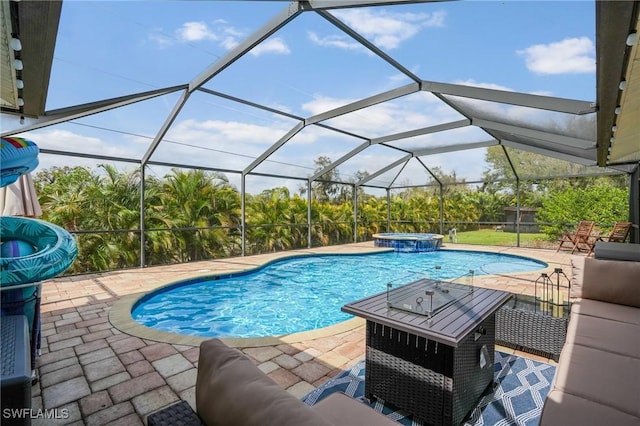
[302,351,556,426]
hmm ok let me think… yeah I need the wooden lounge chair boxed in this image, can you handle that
[587,221,632,256]
[556,220,594,254]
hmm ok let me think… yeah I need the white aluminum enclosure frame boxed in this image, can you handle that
[2,0,638,263]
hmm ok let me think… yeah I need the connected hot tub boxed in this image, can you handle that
[373,233,444,252]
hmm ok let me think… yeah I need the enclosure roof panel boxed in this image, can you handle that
[2,0,638,186]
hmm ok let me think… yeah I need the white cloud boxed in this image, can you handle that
[24,129,140,158]
[330,9,446,50]
[169,118,292,145]
[147,30,175,48]
[307,32,365,52]
[250,37,291,56]
[15,129,144,174]
[301,95,358,116]
[301,92,463,138]
[517,37,595,75]
[148,20,290,56]
[176,22,218,42]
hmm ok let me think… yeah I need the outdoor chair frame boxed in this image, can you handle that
[556,221,595,254]
[587,221,632,257]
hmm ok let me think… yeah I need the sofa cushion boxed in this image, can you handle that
[571,299,640,325]
[540,390,640,426]
[594,241,640,262]
[581,257,640,308]
[554,343,640,417]
[196,339,332,426]
[311,393,398,426]
[566,312,640,358]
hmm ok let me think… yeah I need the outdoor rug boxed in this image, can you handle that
[302,351,556,426]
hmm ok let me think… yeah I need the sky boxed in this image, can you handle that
[2,0,598,195]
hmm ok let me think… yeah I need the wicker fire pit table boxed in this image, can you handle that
[342,279,511,426]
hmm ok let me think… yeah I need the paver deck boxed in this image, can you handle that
[23,242,575,425]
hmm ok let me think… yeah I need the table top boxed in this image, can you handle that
[342,279,511,347]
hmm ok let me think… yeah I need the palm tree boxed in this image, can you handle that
[358,196,386,239]
[246,187,296,253]
[36,166,99,232]
[160,168,238,262]
[91,164,142,269]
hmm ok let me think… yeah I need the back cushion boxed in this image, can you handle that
[195,338,332,426]
[581,257,640,308]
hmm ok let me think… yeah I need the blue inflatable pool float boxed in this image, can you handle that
[1,136,78,376]
[1,136,78,285]
[1,137,39,187]
[0,216,78,286]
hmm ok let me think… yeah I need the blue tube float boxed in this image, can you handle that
[1,137,39,187]
[1,136,78,376]
[0,216,78,285]
[1,135,78,285]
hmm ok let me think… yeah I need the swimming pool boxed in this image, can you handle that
[132,250,546,338]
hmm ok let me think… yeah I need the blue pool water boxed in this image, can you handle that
[132,250,546,338]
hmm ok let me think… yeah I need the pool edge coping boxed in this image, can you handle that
[109,294,366,348]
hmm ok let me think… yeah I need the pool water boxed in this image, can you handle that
[132,250,546,338]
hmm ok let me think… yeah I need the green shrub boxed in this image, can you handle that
[536,183,628,239]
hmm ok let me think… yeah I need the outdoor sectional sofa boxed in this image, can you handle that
[539,241,640,426]
[193,338,397,426]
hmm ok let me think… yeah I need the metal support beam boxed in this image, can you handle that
[189,4,302,92]
[307,0,450,10]
[516,177,521,247]
[197,87,304,121]
[306,83,419,124]
[241,174,246,256]
[416,157,441,187]
[423,80,596,114]
[415,157,443,233]
[500,139,596,165]
[474,118,595,149]
[439,184,444,235]
[413,140,496,157]
[307,180,312,248]
[1,85,187,137]
[139,165,146,268]
[141,89,191,166]
[357,154,412,186]
[316,10,421,83]
[311,141,371,181]
[501,145,519,183]
[372,119,471,145]
[353,184,358,243]
[243,121,305,175]
[386,188,391,232]
[388,158,409,188]
[630,167,639,243]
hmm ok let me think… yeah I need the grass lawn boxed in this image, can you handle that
[450,229,549,246]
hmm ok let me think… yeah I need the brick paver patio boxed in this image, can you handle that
[24,242,574,425]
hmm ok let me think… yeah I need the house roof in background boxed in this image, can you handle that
[596,1,639,167]
[0,0,61,118]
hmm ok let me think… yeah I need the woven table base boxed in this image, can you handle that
[147,401,204,426]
